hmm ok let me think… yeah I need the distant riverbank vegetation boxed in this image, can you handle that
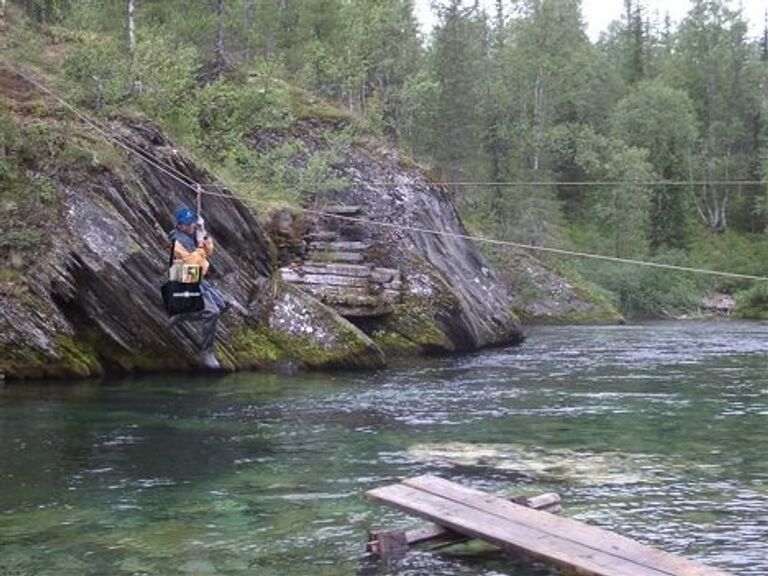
[4,0,768,318]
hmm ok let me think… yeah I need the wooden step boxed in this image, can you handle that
[298,263,374,277]
[309,241,370,252]
[371,268,401,284]
[280,269,370,288]
[307,252,365,264]
[322,205,362,215]
[305,231,338,242]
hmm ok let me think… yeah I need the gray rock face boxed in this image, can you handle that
[491,251,623,325]
[251,121,524,352]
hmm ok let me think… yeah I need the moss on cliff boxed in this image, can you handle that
[376,304,454,353]
[0,335,102,379]
[229,282,385,370]
[370,328,422,356]
[230,324,383,370]
[368,258,463,354]
[230,327,281,369]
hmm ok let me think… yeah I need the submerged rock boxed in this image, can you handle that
[407,442,682,486]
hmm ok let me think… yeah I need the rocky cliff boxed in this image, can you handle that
[0,67,523,379]
[257,120,523,355]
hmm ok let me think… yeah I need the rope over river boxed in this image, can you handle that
[13,66,768,284]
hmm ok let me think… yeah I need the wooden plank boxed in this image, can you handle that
[519,492,562,512]
[370,268,401,283]
[404,523,465,546]
[402,476,730,576]
[335,305,395,317]
[280,270,370,288]
[305,231,338,241]
[310,241,370,251]
[369,492,561,556]
[298,263,374,277]
[368,524,467,557]
[322,205,361,215]
[297,285,371,299]
[368,484,667,576]
[307,252,365,263]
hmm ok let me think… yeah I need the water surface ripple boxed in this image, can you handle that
[1,321,766,575]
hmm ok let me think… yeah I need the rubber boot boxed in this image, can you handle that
[199,348,221,370]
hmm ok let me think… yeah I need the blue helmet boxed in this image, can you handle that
[175,206,197,226]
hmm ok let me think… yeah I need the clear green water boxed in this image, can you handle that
[1,321,766,576]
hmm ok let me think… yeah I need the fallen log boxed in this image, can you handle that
[367,492,561,558]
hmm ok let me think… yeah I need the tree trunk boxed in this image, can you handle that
[212,0,226,77]
[127,0,136,57]
[532,66,544,172]
[126,0,143,95]
[0,0,6,41]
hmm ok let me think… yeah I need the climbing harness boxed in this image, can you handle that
[13,66,768,284]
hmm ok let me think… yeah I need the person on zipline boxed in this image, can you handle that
[168,205,238,370]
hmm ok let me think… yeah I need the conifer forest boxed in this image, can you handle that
[4,0,768,316]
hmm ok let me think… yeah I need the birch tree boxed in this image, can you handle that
[671,0,752,234]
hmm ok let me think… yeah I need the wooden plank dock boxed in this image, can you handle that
[368,491,562,556]
[367,475,732,576]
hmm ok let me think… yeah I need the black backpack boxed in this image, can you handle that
[160,243,205,315]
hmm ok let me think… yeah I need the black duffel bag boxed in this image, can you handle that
[161,281,205,315]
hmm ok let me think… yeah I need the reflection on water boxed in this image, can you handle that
[1,321,766,575]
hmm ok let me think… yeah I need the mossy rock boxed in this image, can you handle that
[371,263,462,355]
[231,283,385,370]
[0,335,102,379]
[370,328,422,356]
[375,303,455,354]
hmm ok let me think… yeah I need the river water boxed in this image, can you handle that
[1,322,766,576]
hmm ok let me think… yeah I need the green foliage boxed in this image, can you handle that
[0,108,91,255]
[13,0,72,23]
[688,230,768,293]
[0,108,21,182]
[62,33,130,108]
[229,128,351,205]
[0,229,43,250]
[610,80,697,249]
[578,251,706,317]
[193,79,291,161]
[132,31,199,118]
[733,283,768,319]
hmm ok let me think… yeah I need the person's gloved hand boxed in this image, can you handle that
[195,215,207,247]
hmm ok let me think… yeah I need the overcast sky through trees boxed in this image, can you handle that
[414,0,764,41]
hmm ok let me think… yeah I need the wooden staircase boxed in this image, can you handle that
[279,206,403,317]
